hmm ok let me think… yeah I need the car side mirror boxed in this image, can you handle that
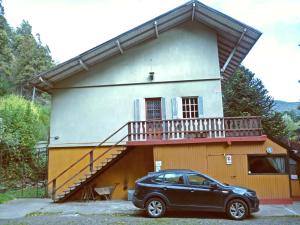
[209,183,218,190]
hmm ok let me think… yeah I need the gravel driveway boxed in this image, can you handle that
[1,212,300,225]
[0,199,299,225]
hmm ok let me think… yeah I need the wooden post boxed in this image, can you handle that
[89,151,93,172]
[128,122,131,141]
[52,179,56,200]
[133,122,136,140]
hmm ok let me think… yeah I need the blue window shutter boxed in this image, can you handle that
[176,97,183,119]
[139,98,145,121]
[161,97,166,120]
[133,99,140,121]
[198,96,204,117]
[171,97,177,119]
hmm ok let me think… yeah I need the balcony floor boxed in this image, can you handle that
[127,135,267,146]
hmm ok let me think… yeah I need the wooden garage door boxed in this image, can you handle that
[207,154,246,186]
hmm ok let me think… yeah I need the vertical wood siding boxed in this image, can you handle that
[291,180,300,197]
[153,138,291,200]
[48,146,125,196]
[48,146,154,199]
[153,145,208,173]
[90,147,154,199]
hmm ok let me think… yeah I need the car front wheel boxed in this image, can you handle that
[146,197,166,218]
[226,199,248,220]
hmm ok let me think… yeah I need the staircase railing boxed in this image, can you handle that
[47,122,129,199]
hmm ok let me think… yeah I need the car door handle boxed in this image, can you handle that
[162,186,168,190]
[190,189,195,193]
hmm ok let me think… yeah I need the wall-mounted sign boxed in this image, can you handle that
[291,174,298,180]
[155,161,162,172]
[266,147,273,154]
[226,155,232,165]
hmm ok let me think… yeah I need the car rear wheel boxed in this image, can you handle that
[226,199,248,220]
[146,197,166,218]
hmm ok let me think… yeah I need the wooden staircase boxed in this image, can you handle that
[47,123,130,202]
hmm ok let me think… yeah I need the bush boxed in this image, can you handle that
[0,95,49,186]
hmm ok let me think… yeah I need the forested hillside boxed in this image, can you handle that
[274,100,300,115]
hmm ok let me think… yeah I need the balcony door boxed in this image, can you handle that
[146,98,162,139]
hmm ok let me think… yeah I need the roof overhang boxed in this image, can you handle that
[30,0,262,92]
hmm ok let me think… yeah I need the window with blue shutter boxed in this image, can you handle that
[182,97,199,118]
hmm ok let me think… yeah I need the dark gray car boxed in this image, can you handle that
[132,169,259,220]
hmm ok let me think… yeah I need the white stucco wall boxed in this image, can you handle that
[49,21,223,147]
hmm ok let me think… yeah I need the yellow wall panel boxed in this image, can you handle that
[153,144,208,173]
[91,147,154,199]
[153,138,291,200]
[291,180,300,197]
[48,138,294,201]
[48,146,125,196]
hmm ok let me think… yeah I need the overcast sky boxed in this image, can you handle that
[4,0,300,102]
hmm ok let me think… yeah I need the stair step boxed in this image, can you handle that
[90,170,97,175]
[56,194,65,199]
[69,186,76,191]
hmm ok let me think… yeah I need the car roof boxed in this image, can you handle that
[149,169,197,175]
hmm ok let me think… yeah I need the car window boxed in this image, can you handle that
[187,174,213,186]
[164,173,185,184]
[152,174,164,183]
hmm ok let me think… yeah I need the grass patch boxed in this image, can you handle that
[0,192,14,203]
[0,186,46,203]
[26,211,62,217]
[5,186,46,198]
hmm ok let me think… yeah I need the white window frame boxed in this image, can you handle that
[182,97,199,119]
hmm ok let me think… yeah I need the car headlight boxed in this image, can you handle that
[245,191,256,197]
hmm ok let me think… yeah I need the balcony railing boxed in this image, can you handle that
[128,116,263,141]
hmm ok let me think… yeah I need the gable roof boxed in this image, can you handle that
[31,0,262,92]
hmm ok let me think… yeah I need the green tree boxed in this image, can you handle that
[0,95,49,183]
[223,66,288,138]
[0,6,14,96]
[12,20,53,96]
[0,0,4,16]
[0,1,54,98]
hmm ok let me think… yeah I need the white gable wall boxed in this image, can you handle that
[49,21,223,147]
[55,21,220,88]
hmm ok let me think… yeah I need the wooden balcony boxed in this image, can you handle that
[127,117,263,143]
